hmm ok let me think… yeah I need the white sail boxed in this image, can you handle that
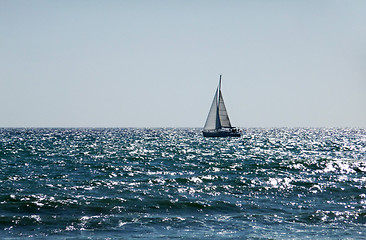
[218,91,232,128]
[203,89,219,130]
[203,81,232,130]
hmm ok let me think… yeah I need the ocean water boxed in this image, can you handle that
[0,128,366,239]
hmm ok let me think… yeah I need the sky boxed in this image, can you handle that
[1,0,365,128]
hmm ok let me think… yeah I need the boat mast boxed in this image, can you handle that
[217,74,222,118]
[218,74,222,107]
[219,75,222,93]
[215,75,222,130]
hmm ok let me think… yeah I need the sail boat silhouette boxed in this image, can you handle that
[202,75,241,137]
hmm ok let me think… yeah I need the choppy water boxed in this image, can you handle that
[0,128,366,239]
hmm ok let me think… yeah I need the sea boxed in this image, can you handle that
[0,128,365,239]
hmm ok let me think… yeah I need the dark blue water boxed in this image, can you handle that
[0,128,365,239]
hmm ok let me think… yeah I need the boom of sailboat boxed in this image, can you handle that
[202,75,241,137]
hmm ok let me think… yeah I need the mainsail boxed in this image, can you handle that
[218,91,232,128]
[203,75,232,130]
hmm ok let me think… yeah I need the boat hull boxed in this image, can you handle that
[202,130,241,138]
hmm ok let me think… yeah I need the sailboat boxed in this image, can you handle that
[203,75,241,137]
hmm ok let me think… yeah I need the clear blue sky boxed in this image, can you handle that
[1,1,365,128]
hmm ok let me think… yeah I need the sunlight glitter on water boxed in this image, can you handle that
[0,128,365,239]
